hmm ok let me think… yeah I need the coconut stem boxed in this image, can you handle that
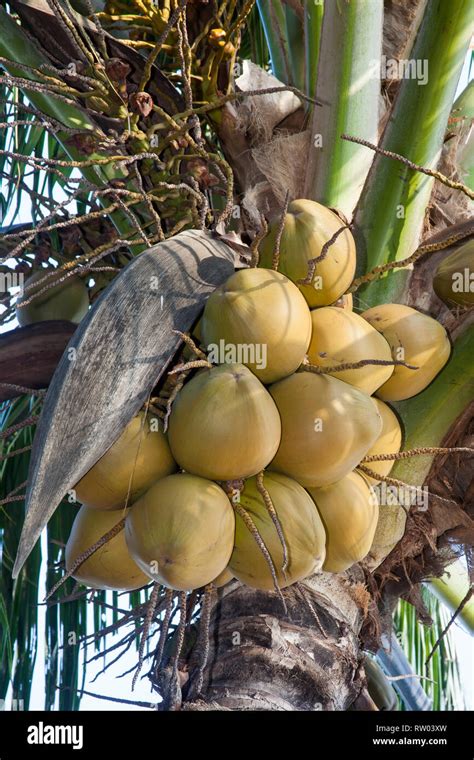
[232,501,287,614]
[0,382,46,397]
[341,134,474,200]
[425,587,474,666]
[132,582,161,690]
[348,223,474,292]
[256,471,289,578]
[193,583,214,695]
[162,372,189,432]
[362,446,473,462]
[169,591,188,710]
[0,415,39,440]
[295,582,328,639]
[298,223,351,285]
[173,329,207,360]
[302,358,418,373]
[358,465,457,510]
[45,517,126,601]
[168,359,212,374]
[0,479,27,505]
[0,445,32,463]
[153,588,175,677]
[250,215,268,268]
[272,189,290,271]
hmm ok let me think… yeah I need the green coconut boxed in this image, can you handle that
[359,399,403,484]
[307,306,394,394]
[362,304,451,401]
[65,505,148,591]
[366,501,407,570]
[201,267,312,383]
[259,199,356,307]
[229,472,326,590]
[168,363,281,480]
[74,412,177,510]
[125,473,235,591]
[268,372,382,487]
[16,268,89,326]
[307,471,379,573]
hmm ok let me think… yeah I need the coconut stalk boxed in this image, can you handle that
[303,0,383,218]
[354,0,474,306]
[427,559,474,635]
[0,7,150,247]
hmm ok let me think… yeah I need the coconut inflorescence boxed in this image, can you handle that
[61,198,452,594]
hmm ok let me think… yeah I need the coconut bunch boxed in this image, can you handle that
[64,199,451,595]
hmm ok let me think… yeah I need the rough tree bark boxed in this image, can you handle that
[183,573,370,711]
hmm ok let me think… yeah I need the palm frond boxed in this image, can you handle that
[394,588,464,710]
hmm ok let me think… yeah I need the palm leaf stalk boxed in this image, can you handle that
[354,0,473,305]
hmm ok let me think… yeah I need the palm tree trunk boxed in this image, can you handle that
[184,574,369,711]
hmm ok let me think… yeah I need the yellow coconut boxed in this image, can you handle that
[362,304,451,401]
[65,505,148,591]
[359,399,403,484]
[201,268,312,383]
[268,372,382,487]
[229,472,326,590]
[16,268,89,326]
[74,412,177,510]
[125,473,235,591]
[307,307,394,394]
[212,567,235,588]
[366,502,407,570]
[307,471,379,573]
[259,199,356,307]
[168,363,281,480]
